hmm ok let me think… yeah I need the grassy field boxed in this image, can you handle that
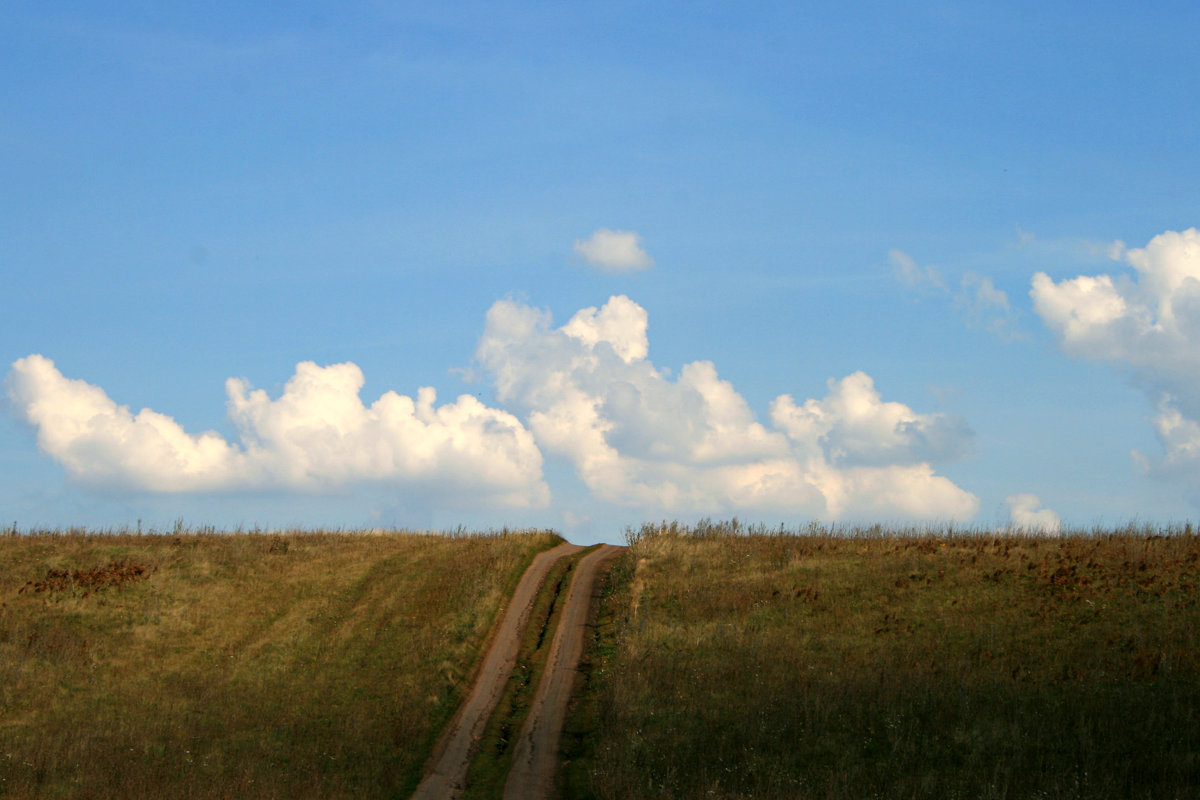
[574,520,1200,800]
[8,521,1200,799]
[0,526,561,799]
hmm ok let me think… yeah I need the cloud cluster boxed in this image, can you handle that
[7,295,983,522]
[4,355,549,506]
[476,295,978,520]
[573,228,654,272]
[1031,228,1200,478]
[1005,493,1062,535]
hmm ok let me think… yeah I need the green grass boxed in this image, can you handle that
[574,520,1200,800]
[0,527,561,799]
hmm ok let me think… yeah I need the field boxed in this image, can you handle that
[4,521,1199,800]
[573,521,1200,800]
[0,526,561,799]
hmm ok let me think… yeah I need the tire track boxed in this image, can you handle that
[411,541,583,800]
[502,544,624,800]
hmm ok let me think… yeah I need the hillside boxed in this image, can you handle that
[7,522,1199,799]
[571,521,1200,799]
[0,528,561,799]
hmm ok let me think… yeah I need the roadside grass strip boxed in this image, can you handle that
[560,547,634,800]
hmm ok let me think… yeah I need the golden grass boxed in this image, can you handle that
[0,527,561,799]
[577,521,1200,799]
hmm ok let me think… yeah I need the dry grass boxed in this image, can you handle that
[0,526,561,799]
[578,520,1200,799]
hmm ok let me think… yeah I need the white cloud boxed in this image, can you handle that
[891,249,1021,338]
[960,272,1010,316]
[1032,228,1200,380]
[5,355,246,492]
[573,228,654,272]
[7,294,987,522]
[561,296,649,362]
[889,248,945,289]
[1145,397,1200,480]
[770,372,974,468]
[1031,227,1200,478]
[475,295,978,521]
[1005,493,1062,535]
[957,272,1022,339]
[4,355,549,507]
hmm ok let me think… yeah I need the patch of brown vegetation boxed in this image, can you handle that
[19,559,150,596]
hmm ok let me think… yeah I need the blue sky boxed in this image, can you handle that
[4,1,1200,542]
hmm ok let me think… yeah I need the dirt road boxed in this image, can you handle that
[502,544,624,800]
[410,541,583,800]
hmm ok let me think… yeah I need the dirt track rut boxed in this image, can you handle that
[410,541,582,800]
[502,544,624,800]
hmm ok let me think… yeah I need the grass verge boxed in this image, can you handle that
[559,546,631,800]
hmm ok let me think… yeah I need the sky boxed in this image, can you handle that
[4,1,1200,543]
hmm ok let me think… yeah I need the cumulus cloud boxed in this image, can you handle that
[1031,227,1200,477]
[475,295,978,520]
[1032,228,1200,383]
[770,372,974,468]
[573,228,654,272]
[5,355,245,492]
[4,355,549,506]
[1006,493,1062,534]
[1148,400,1200,477]
[7,294,988,522]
